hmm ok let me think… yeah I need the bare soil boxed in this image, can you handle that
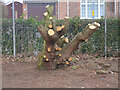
[2,54,119,88]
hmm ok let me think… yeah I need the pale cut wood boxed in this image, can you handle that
[60,16,69,36]
[46,5,49,8]
[65,37,69,43]
[46,5,53,17]
[93,22,100,27]
[61,35,64,38]
[47,47,51,52]
[44,12,48,16]
[57,26,62,32]
[48,25,52,28]
[66,61,69,65]
[85,39,88,42]
[49,17,53,20]
[68,57,72,61]
[58,54,61,56]
[62,25,65,29]
[89,25,96,30]
[46,58,49,61]
[57,36,69,48]
[48,29,55,36]
[56,54,62,57]
[43,55,46,58]
[55,47,62,51]
[65,16,69,19]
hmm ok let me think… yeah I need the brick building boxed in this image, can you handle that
[6,2,23,19]
[23,0,57,20]
[6,0,119,19]
[23,0,119,20]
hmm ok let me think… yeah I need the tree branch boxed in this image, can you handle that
[44,12,52,28]
[46,5,54,17]
[61,22,100,59]
[57,36,69,48]
[37,24,48,41]
[60,16,69,36]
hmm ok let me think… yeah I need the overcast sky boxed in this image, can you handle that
[1,0,23,4]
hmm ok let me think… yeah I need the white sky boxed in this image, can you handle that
[1,0,23,4]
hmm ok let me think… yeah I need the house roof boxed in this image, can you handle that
[6,1,23,6]
[23,0,58,3]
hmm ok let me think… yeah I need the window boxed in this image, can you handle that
[81,5,86,17]
[100,4,104,17]
[87,4,92,18]
[81,0,104,19]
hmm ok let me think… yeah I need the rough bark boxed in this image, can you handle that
[37,5,100,70]
[61,24,100,59]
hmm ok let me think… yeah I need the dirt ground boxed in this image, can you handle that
[1,54,119,88]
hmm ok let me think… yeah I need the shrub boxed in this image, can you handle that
[2,17,119,57]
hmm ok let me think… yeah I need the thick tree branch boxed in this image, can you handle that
[60,16,69,36]
[37,24,48,41]
[49,17,57,31]
[44,12,52,28]
[57,36,69,48]
[46,5,54,17]
[61,23,100,59]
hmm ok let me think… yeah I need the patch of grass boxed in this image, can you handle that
[72,58,75,61]
[73,65,77,69]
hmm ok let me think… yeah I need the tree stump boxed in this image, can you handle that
[37,5,100,70]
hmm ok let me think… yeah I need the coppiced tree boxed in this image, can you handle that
[37,5,100,69]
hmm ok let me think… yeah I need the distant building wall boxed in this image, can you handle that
[55,2,58,19]
[7,2,23,19]
[106,1,119,18]
[59,1,67,19]
[23,2,57,20]
[106,2,114,18]
[116,1,119,17]
[69,2,80,17]
[22,0,119,20]
[23,2,28,19]
[2,3,8,18]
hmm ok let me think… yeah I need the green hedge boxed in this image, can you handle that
[2,17,44,55]
[2,17,119,57]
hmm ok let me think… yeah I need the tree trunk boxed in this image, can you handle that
[37,5,100,70]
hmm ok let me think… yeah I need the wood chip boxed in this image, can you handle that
[68,57,72,61]
[66,61,69,65]
[58,54,61,57]
[96,70,107,75]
